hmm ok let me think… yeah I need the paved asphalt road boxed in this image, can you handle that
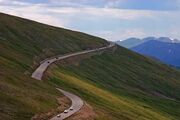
[31,42,115,120]
[31,43,115,80]
[50,88,84,120]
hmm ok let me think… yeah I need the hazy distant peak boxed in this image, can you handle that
[116,36,180,48]
[157,37,180,43]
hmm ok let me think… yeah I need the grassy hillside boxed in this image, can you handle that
[1,13,180,120]
[47,46,180,120]
[0,13,107,120]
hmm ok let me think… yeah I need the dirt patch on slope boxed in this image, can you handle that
[66,102,97,120]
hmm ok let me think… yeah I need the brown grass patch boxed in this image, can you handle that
[32,96,71,120]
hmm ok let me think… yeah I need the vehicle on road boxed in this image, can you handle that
[69,107,73,111]
[64,110,68,113]
[57,114,61,117]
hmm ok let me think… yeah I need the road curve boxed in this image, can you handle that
[50,88,84,120]
[31,42,115,120]
[31,43,115,80]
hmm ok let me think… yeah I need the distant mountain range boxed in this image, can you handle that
[116,37,180,48]
[116,37,180,67]
[116,38,145,48]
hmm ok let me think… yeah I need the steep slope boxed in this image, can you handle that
[1,13,180,120]
[47,46,180,120]
[0,13,107,120]
[131,40,180,67]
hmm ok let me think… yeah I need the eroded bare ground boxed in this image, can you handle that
[66,102,97,120]
[32,96,71,120]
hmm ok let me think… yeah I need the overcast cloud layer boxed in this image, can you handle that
[0,0,180,41]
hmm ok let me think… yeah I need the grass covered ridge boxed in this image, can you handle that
[47,46,180,120]
[0,13,107,120]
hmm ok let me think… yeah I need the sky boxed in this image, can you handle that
[0,0,180,41]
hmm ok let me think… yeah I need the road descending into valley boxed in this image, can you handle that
[50,88,84,120]
[31,42,115,120]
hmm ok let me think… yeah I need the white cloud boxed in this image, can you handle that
[87,8,154,20]
[169,27,180,39]
[104,0,124,8]
[0,0,172,23]
[0,0,31,5]
[0,1,157,29]
[0,3,69,27]
[46,7,155,20]
[120,29,146,39]
[91,29,146,41]
[0,0,180,40]
[0,0,7,2]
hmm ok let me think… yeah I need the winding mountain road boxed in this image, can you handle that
[32,43,115,80]
[50,88,83,120]
[31,42,115,120]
